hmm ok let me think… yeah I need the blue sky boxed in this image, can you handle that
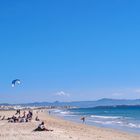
[0,0,140,103]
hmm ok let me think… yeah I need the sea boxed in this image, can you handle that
[50,106,140,134]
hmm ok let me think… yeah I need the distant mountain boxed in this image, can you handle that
[92,98,140,107]
[0,103,11,106]
[1,98,140,108]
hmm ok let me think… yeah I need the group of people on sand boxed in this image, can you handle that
[0,109,86,132]
[7,110,33,123]
[0,109,53,132]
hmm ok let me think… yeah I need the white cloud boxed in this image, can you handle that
[112,92,123,97]
[133,89,140,93]
[55,91,70,97]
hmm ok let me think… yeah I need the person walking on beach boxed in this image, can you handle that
[81,117,85,123]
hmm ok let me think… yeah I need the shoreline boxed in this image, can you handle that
[0,110,139,140]
[49,108,140,135]
[50,109,140,135]
[46,110,140,136]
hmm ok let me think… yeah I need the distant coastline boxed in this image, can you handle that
[1,98,140,109]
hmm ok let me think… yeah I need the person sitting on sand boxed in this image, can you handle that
[22,111,26,118]
[19,116,27,123]
[33,122,53,132]
[1,115,5,120]
[35,116,40,121]
[27,111,33,121]
[8,115,18,123]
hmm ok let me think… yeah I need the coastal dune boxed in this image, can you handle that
[0,110,139,140]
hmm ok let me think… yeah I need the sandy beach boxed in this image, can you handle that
[0,110,139,140]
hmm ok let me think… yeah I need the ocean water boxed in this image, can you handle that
[50,106,140,133]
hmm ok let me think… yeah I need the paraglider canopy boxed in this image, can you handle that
[12,79,21,87]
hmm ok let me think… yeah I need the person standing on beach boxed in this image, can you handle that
[15,109,20,115]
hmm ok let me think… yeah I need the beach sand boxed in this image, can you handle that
[0,110,139,140]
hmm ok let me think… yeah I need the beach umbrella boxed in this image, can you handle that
[12,79,21,87]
